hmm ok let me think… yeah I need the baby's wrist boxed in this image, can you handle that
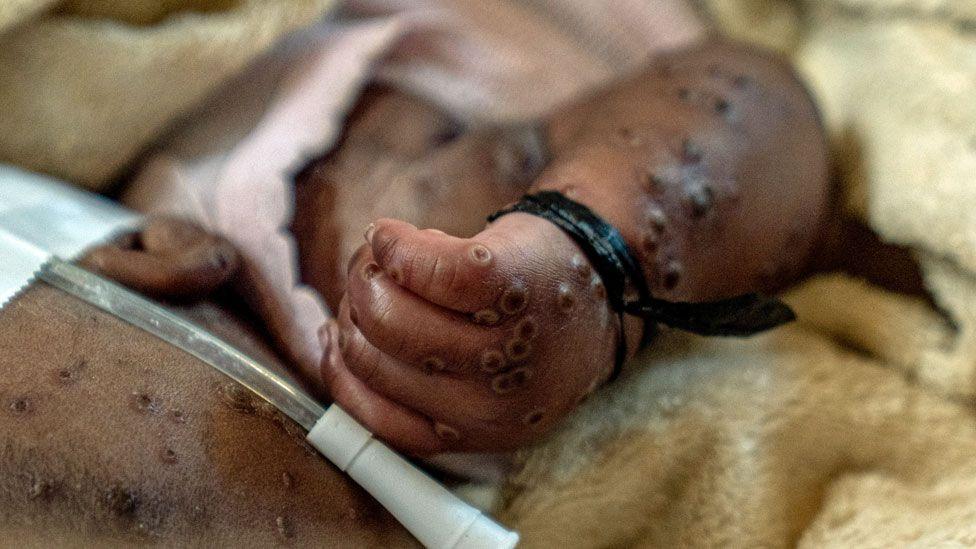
[487,191,648,378]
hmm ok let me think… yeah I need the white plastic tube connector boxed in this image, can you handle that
[307,406,519,549]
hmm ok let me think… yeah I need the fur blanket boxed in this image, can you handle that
[0,0,336,190]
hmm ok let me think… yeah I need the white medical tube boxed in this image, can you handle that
[307,406,519,549]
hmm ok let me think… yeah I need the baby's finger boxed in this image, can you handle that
[337,299,504,429]
[367,218,513,314]
[318,320,447,456]
[85,238,238,300]
[347,249,535,375]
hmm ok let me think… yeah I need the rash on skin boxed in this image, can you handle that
[541,40,830,302]
[0,285,415,546]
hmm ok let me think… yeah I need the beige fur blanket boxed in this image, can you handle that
[0,0,337,190]
[3,0,976,547]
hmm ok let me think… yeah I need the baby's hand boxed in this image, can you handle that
[84,217,239,301]
[320,214,619,455]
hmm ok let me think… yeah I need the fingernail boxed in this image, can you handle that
[364,223,376,244]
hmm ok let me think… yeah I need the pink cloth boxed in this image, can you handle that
[125,1,703,389]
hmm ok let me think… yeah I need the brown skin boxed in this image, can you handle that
[0,284,416,546]
[94,40,830,456]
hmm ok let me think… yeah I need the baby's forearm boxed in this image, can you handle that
[532,39,830,355]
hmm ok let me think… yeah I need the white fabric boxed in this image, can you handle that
[0,165,139,306]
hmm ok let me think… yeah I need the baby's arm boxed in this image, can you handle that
[326,39,831,455]
[537,40,830,304]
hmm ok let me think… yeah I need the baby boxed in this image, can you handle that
[90,40,829,456]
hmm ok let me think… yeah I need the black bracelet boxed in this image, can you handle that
[488,191,796,381]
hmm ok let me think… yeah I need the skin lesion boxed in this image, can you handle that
[0,284,415,547]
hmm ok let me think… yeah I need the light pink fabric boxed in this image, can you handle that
[125,1,703,389]
[126,20,408,387]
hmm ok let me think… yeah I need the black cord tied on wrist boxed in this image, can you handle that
[488,191,796,381]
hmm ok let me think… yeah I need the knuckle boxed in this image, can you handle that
[445,258,477,296]
[342,331,368,369]
[372,227,401,265]
[396,243,422,282]
[426,254,451,293]
[361,289,393,331]
[343,334,378,383]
